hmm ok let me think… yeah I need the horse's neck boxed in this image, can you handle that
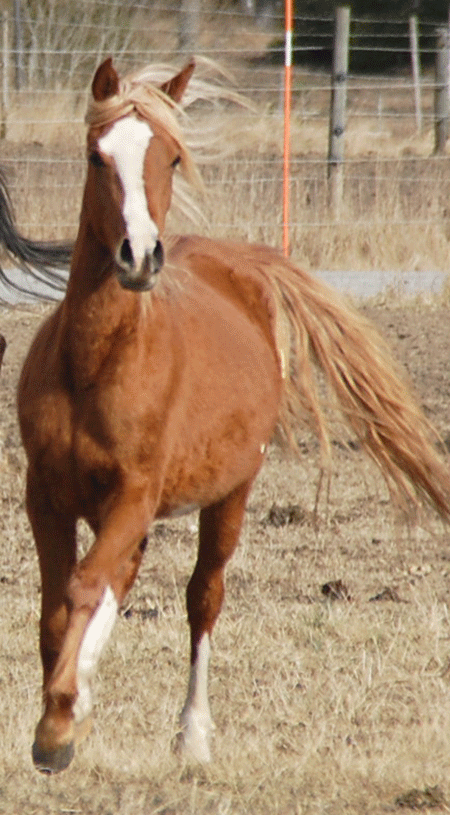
[63,217,141,385]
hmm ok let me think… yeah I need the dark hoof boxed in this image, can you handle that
[32,738,75,774]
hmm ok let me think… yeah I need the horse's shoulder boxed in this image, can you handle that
[167,234,281,351]
[19,305,63,384]
[168,234,276,304]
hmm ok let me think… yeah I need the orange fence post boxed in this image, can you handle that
[282,0,293,256]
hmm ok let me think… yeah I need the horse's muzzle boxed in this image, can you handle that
[117,239,164,292]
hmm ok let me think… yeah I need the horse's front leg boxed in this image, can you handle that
[181,480,253,762]
[27,485,77,686]
[32,483,151,774]
[26,473,78,769]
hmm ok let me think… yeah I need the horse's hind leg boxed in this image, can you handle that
[181,480,253,762]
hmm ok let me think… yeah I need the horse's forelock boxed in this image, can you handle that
[85,77,202,191]
[85,60,247,228]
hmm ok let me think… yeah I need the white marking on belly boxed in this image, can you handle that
[180,633,213,762]
[99,117,159,268]
[73,585,118,723]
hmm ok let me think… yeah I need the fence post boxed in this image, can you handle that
[178,0,200,54]
[282,0,293,256]
[328,6,350,218]
[1,12,9,139]
[409,14,422,133]
[13,0,24,90]
[434,26,449,154]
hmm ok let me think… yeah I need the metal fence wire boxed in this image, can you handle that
[1,2,450,276]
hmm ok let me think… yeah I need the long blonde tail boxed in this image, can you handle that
[265,252,450,519]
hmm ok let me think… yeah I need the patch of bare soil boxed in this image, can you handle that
[0,298,450,814]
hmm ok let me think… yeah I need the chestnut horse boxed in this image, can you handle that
[18,58,450,774]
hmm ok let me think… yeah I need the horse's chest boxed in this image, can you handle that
[25,384,130,513]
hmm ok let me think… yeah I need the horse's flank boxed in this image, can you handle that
[167,234,450,518]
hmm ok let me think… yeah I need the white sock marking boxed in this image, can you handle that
[99,117,159,269]
[180,633,213,762]
[73,585,118,723]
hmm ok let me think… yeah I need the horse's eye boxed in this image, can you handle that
[171,155,181,169]
[89,151,105,168]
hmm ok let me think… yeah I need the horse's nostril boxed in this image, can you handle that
[153,240,164,271]
[120,238,134,267]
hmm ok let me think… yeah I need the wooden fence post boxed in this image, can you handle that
[13,0,24,91]
[1,11,9,139]
[328,5,350,218]
[434,26,449,154]
[178,0,200,54]
[409,14,422,133]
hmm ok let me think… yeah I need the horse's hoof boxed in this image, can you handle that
[32,739,75,774]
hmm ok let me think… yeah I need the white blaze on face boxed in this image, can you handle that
[180,633,214,762]
[73,585,118,723]
[98,116,159,270]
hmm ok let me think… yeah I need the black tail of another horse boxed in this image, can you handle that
[0,170,72,297]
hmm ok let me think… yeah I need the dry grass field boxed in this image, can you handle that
[0,51,450,814]
[0,298,450,814]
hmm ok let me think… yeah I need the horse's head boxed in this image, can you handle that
[85,58,196,292]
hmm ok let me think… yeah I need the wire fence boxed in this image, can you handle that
[2,3,450,276]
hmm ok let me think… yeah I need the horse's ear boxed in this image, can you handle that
[160,59,195,103]
[92,58,120,102]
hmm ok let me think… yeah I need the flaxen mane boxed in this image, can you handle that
[86,65,201,189]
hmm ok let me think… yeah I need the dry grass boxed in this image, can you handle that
[197,145,450,273]
[3,77,450,272]
[1,302,450,813]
